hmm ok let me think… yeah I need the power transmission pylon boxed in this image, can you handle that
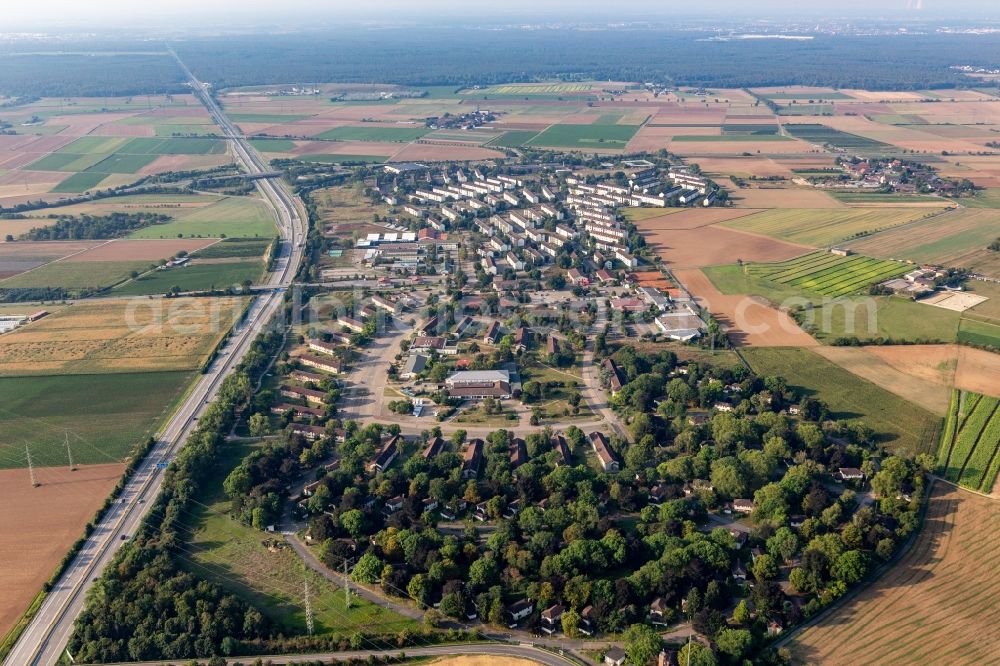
[27,444,39,487]
[65,432,76,471]
[344,558,351,609]
[304,577,314,636]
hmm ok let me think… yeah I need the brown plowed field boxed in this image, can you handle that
[788,484,1000,665]
[955,346,1000,398]
[0,463,123,639]
[674,268,818,347]
[635,207,761,231]
[696,156,794,179]
[641,223,808,269]
[64,238,217,262]
[90,123,156,137]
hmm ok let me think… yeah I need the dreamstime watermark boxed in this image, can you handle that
[119,283,882,342]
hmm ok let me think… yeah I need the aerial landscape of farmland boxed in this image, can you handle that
[0,4,999,666]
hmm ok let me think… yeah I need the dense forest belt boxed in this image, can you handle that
[175,31,996,90]
[1,31,998,96]
[18,212,171,241]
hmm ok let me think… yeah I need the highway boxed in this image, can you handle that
[2,53,306,666]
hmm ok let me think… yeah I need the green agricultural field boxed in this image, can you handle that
[721,124,780,134]
[249,138,297,152]
[744,251,908,297]
[0,371,193,468]
[704,262,818,304]
[807,296,961,343]
[154,124,221,137]
[55,136,128,155]
[180,440,418,635]
[487,130,540,148]
[722,207,944,247]
[50,171,110,193]
[190,238,272,259]
[314,126,430,142]
[958,318,1000,351]
[84,152,159,174]
[117,136,227,155]
[526,123,640,150]
[0,260,150,291]
[743,347,942,456]
[961,188,1000,209]
[938,391,1000,491]
[847,209,999,271]
[128,196,277,239]
[783,124,892,152]
[672,134,792,142]
[26,152,108,172]
[114,260,264,295]
[479,83,594,95]
[229,113,310,123]
[296,154,388,164]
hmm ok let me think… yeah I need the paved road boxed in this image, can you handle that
[2,53,306,666]
[90,643,582,666]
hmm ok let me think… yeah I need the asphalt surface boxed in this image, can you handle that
[91,643,582,666]
[2,53,306,666]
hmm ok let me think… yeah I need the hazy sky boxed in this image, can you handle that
[5,0,999,28]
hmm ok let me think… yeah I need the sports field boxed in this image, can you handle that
[721,207,945,247]
[787,484,1000,664]
[744,251,907,297]
[743,347,942,456]
[525,123,640,150]
[0,371,193,468]
[937,391,1000,491]
[0,297,246,375]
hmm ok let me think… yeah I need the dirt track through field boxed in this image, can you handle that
[674,268,818,347]
[788,484,1000,665]
[0,463,123,640]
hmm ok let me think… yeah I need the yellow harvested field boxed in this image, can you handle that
[695,156,794,179]
[788,484,1000,664]
[729,188,842,209]
[721,206,948,247]
[0,296,247,376]
[814,346,955,415]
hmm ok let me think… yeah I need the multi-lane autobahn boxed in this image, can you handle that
[2,53,306,666]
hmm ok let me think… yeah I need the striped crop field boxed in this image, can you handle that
[744,251,907,297]
[787,484,1000,664]
[938,390,1000,492]
[720,207,945,247]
